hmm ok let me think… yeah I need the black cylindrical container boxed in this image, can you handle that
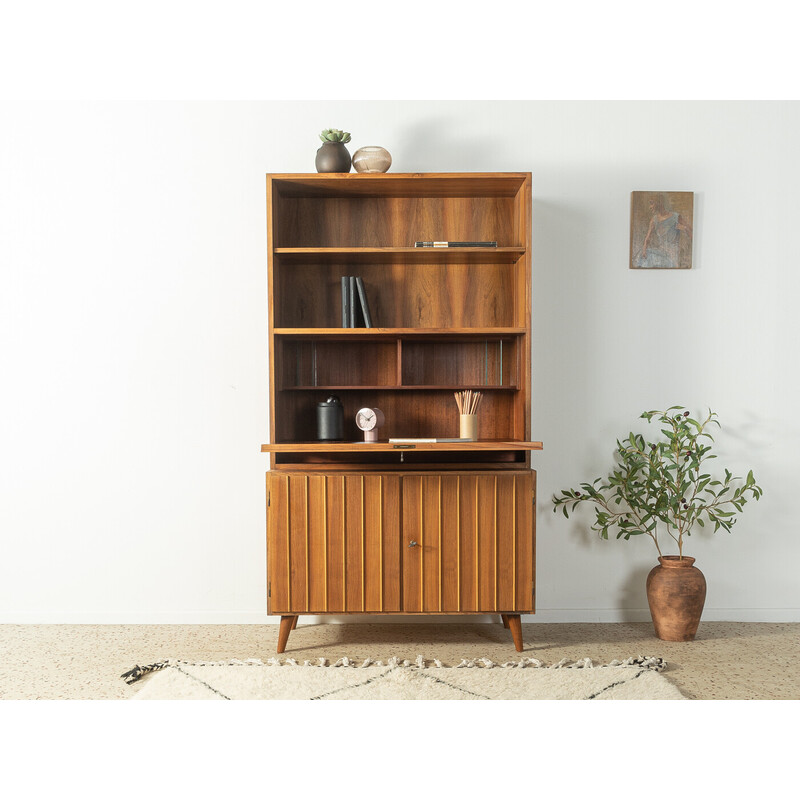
[316,395,344,440]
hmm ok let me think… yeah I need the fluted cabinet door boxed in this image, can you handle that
[402,472,535,613]
[267,473,402,614]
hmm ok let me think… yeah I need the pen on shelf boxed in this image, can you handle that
[414,241,498,248]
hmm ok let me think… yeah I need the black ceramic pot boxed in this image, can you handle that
[315,141,351,173]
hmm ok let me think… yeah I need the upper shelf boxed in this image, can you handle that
[269,173,529,198]
[273,247,526,264]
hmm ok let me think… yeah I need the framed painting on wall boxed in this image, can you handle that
[630,191,694,269]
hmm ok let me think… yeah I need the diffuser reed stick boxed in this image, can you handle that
[454,390,483,415]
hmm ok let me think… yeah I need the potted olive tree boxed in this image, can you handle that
[553,406,762,641]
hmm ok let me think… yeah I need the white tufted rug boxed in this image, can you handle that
[123,655,685,700]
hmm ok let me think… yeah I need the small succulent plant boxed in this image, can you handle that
[319,128,351,144]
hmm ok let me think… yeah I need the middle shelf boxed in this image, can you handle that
[278,337,520,391]
[272,260,525,330]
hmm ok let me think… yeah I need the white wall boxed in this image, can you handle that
[1,101,797,623]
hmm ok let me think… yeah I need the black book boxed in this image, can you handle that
[355,277,373,327]
[348,276,358,328]
[341,276,350,327]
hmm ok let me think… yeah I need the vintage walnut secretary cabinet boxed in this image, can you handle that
[261,172,542,653]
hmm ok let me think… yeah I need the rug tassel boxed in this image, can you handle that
[121,661,171,685]
[121,654,668,684]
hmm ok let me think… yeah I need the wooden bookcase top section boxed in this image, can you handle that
[269,173,529,250]
[265,172,534,467]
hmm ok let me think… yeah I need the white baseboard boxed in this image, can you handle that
[521,608,800,623]
[2,609,799,624]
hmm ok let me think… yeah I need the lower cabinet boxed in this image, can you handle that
[267,471,535,620]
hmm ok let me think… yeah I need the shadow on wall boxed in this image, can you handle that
[719,408,778,461]
[556,509,600,552]
[391,119,500,171]
[531,199,598,440]
[618,563,652,622]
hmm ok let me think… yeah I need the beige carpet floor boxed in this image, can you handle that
[1,621,798,700]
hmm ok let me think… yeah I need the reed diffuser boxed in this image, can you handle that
[454,390,482,441]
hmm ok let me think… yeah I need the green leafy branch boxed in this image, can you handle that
[552,406,763,558]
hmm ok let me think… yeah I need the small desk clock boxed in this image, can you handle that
[355,407,385,442]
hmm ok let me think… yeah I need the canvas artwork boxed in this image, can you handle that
[630,191,694,269]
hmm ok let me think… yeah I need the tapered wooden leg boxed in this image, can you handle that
[507,614,523,652]
[291,616,299,630]
[501,614,510,629]
[277,615,297,653]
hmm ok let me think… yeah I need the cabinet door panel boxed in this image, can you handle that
[365,474,402,611]
[402,472,535,613]
[267,473,401,614]
[439,475,461,611]
[267,473,290,612]
[306,476,328,611]
[401,476,423,612]
[476,474,497,611]
[266,473,310,613]
[457,476,478,611]
[515,470,535,611]
[324,475,346,612]
[496,474,517,611]
[344,476,364,611]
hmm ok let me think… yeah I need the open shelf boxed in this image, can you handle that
[270,175,527,249]
[272,389,524,444]
[279,337,519,391]
[274,247,525,264]
[272,261,523,330]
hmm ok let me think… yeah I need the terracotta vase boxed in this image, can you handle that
[315,141,351,173]
[646,556,707,641]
